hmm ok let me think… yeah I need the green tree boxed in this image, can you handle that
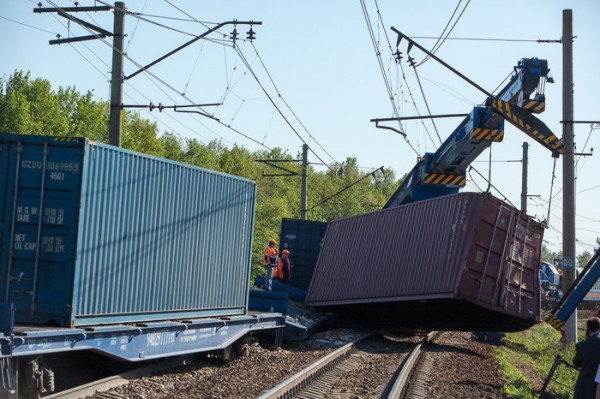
[577,250,592,268]
[0,70,108,140]
[121,111,164,157]
[65,89,109,141]
[160,132,185,162]
[185,138,219,169]
[0,70,410,285]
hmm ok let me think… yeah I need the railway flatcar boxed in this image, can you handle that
[0,133,284,398]
[306,192,544,332]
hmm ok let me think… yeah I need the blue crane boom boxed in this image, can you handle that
[384,57,560,208]
[547,248,600,332]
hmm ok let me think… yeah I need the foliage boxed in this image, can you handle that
[0,70,402,283]
[541,244,562,264]
[495,323,577,399]
[577,250,592,268]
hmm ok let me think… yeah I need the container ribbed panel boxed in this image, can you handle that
[74,143,255,322]
[306,191,543,320]
[2,134,256,326]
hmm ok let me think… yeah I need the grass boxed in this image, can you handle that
[494,322,578,398]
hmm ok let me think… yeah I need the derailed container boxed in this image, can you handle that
[279,218,327,291]
[306,192,544,332]
[0,133,256,327]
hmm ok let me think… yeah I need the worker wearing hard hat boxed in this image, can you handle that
[263,239,278,291]
[275,249,292,281]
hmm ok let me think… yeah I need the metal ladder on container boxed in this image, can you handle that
[4,140,49,318]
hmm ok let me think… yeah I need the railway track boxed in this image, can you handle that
[45,333,432,399]
[257,331,435,399]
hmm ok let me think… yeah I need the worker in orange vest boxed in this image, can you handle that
[263,239,278,290]
[275,250,292,281]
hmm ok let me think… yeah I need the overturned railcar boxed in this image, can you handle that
[305,192,544,332]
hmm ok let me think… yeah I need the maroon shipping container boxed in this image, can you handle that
[305,192,544,332]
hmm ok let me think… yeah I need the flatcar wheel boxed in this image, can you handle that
[20,357,53,399]
[235,336,258,357]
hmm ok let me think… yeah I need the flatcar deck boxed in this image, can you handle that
[2,313,284,361]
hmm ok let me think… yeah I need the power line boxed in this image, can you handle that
[124,0,147,53]
[163,0,212,30]
[0,15,59,35]
[467,166,517,209]
[371,0,438,152]
[43,0,271,149]
[233,44,333,172]
[418,0,465,66]
[361,0,421,156]
[408,62,442,145]
[547,158,557,225]
[411,35,561,43]
[250,42,339,166]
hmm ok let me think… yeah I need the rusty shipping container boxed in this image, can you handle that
[305,192,544,332]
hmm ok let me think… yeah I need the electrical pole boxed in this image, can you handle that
[108,2,125,147]
[300,144,308,220]
[521,142,528,213]
[562,8,577,345]
[256,144,309,220]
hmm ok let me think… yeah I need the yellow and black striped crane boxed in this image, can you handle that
[377,30,563,209]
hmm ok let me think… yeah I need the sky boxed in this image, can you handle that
[1,0,599,258]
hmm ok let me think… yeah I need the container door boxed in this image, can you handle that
[462,202,515,307]
[496,216,542,317]
[0,136,84,325]
[279,219,327,291]
[461,198,542,318]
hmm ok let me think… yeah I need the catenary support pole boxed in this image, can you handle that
[108,2,125,147]
[300,144,308,220]
[521,142,528,213]
[562,9,577,345]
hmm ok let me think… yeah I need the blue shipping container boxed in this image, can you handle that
[279,218,327,291]
[0,134,256,327]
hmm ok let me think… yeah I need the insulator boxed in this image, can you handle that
[231,28,239,40]
[247,28,256,41]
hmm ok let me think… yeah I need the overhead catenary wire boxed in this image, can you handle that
[250,42,339,166]
[49,5,223,145]
[361,0,421,156]
[163,0,212,30]
[12,3,204,148]
[96,0,228,44]
[233,44,334,172]
[373,0,438,152]
[468,166,517,209]
[575,124,596,173]
[43,0,274,150]
[0,15,58,34]
[546,158,558,224]
[417,0,463,66]
[411,35,561,43]
[408,62,443,145]
[418,0,471,66]
[124,0,147,53]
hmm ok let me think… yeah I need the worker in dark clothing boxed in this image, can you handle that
[573,317,600,399]
[263,239,278,290]
[275,249,292,281]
